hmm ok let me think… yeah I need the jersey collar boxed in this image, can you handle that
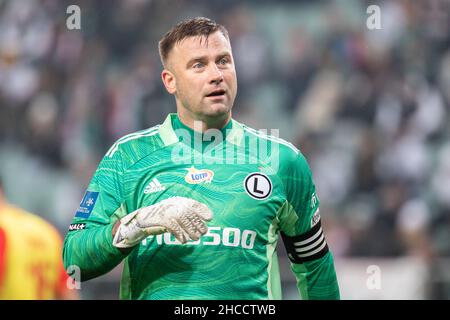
[158,113,244,147]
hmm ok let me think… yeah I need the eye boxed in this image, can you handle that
[193,62,204,69]
[218,57,229,65]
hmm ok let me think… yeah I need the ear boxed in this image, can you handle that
[161,69,176,95]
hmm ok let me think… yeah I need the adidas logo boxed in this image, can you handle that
[144,178,166,194]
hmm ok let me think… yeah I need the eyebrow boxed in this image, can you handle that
[185,52,231,68]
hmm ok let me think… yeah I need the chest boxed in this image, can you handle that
[123,156,286,234]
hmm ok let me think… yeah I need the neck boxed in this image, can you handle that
[177,110,231,132]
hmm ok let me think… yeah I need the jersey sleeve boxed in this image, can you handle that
[62,149,130,281]
[278,150,340,300]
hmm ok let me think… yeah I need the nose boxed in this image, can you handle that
[209,64,224,85]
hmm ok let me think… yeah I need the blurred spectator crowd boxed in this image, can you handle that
[0,0,449,298]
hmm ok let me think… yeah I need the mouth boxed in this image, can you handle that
[205,89,226,98]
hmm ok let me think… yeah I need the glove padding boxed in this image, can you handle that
[112,196,213,248]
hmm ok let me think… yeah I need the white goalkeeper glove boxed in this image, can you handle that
[112,196,213,248]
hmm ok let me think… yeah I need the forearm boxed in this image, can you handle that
[63,222,132,281]
[291,252,340,300]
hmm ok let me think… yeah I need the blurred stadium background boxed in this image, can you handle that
[1,0,450,299]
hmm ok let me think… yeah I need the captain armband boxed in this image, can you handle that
[280,220,329,263]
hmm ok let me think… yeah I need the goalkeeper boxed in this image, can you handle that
[63,17,340,300]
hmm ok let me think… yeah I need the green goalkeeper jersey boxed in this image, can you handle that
[63,113,340,300]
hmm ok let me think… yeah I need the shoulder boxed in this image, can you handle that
[238,121,305,162]
[2,205,62,243]
[237,120,313,176]
[102,124,164,168]
[239,122,298,152]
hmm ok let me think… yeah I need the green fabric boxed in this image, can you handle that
[63,113,340,299]
[172,114,232,148]
[291,252,340,300]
